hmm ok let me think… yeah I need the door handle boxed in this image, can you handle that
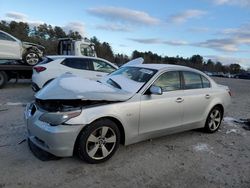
[96,74,103,77]
[205,94,210,99]
[175,97,184,103]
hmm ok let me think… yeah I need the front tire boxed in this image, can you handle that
[23,50,40,66]
[204,106,223,133]
[77,119,120,164]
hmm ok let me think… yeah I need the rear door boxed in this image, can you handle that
[60,58,96,79]
[139,71,184,134]
[181,71,212,125]
[0,31,21,59]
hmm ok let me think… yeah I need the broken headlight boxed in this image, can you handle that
[39,109,81,126]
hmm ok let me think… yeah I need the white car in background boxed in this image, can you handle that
[31,56,118,91]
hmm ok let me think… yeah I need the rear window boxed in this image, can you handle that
[183,71,203,89]
[61,58,92,70]
[201,75,211,88]
[92,60,116,73]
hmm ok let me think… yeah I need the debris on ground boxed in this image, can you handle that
[0,144,11,148]
[0,108,8,112]
[223,117,238,127]
[226,129,239,134]
[5,102,24,106]
[18,138,26,145]
[193,143,214,154]
[223,117,250,131]
[240,119,250,131]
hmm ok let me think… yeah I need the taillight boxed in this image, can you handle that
[34,66,46,73]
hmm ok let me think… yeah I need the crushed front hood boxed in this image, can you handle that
[35,74,134,101]
[22,42,45,49]
[121,57,143,67]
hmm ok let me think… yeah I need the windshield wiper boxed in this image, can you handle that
[108,78,122,89]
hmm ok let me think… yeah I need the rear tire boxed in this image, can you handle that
[0,71,8,89]
[77,119,120,164]
[23,49,40,66]
[204,106,223,133]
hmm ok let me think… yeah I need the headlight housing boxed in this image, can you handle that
[39,109,81,126]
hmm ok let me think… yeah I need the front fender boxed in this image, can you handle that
[22,43,45,58]
[66,100,141,145]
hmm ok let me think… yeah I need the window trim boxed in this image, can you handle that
[61,58,117,73]
[91,59,117,73]
[111,66,158,94]
[181,71,211,90]
[0,32,16,42]
[61,58,93,71]
[142,70,182,94]
[201,75,211,88]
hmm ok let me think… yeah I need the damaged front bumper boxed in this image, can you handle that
[24,103,84,157]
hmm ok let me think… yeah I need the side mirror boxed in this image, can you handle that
[149,85,162,95]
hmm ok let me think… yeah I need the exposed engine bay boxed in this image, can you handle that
[35,98,118,112]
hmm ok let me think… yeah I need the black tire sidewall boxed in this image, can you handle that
[78,119,120,164]
[204,106,223,133]
[0,71,8,89]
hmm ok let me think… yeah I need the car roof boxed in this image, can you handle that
[129,63,198,72]
[47,55,107,61]
[46,55,118,68]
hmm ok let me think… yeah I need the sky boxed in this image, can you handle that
[0,0,250,68]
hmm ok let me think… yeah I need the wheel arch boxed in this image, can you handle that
[73,116,126,155]
[206,95,225,118]
[42,78,55,88]
[24,46,43,57]
[204,103,224,133]
[205,103,224,125]
[211,103,224,116]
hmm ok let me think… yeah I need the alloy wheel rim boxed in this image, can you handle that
[208,109,221,131]
[26,53,39,65]
[86,126,116,160]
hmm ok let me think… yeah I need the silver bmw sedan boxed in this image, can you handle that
[25,58,231,163]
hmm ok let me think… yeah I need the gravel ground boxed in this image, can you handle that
[0,78,249,188]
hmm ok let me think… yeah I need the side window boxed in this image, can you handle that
[92,60,116,73]
[61,58,92,70]
[80,44,95,57]
[0,32,16,41]
[153,71,181,92]
[183,71,202,89]
[201,75,211,88]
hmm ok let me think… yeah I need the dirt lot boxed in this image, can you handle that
[0,78,249,188]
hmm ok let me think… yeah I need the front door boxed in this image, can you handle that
[139,71,184,134]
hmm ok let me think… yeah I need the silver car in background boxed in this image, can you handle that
[25,58,231,163]
[0,30,44,65]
